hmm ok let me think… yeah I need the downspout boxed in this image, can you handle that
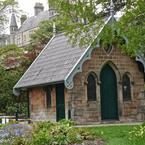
[27,91,30,123]
[53,22,56,36]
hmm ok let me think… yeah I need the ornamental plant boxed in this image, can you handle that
[0,124,32,145]
[31,120,93,145]
[31,120,82,145]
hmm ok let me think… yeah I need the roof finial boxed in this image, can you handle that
[53,22,56,36]
[110,0,115,17]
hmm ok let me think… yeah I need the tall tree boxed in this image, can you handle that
[48,0,145,56]
[117,0,145,55]
[30,19,64,47]
[0,0,17,34]
[0,66,28,115]
[30,20,53,46]
[0,44,32,116]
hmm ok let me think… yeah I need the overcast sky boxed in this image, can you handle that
[18,0,49,16]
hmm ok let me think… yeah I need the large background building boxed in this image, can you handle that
[0,2,56,47]
[0,34,10,47]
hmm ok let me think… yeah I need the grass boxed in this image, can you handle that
[84,125,145,145]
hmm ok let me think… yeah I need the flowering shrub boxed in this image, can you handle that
[0,124,32,145]
[0,120,95,145]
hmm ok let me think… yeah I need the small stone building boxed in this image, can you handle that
[13,14,145,124]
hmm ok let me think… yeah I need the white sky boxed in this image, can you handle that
[17,0,49,16]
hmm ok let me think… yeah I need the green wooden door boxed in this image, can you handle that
[56,83,65,121]
[100,64,119,120]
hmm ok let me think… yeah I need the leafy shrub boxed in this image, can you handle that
[31,120,74,145]
[32,120,54,133]
[0,124,4,129]
[31,120,92,145]
[0,120,95,145]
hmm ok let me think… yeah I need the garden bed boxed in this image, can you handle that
[0,121,145,145]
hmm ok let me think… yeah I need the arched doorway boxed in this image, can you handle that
[100,64,119,120]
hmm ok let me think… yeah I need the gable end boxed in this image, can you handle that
[64,16,113,89]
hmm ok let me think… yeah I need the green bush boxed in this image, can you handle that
[0,120,95,145]
[11,137,31,145]
[31,120,86,145]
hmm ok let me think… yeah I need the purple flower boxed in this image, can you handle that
[0,130,9,139]
[0,124,32,139]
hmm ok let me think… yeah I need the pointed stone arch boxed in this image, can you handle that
[100,63,119,120]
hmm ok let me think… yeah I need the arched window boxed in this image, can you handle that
[122,74,131,101]
[45,86,52,108]
[87,74,96,101]
[99,39,113,54]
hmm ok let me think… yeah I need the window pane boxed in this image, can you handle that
[122,74,131,101]
[87,74,96,101]
[46,86,51,107]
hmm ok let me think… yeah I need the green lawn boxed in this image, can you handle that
[85,125,145,145]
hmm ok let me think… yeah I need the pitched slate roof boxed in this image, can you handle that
[13,18,145,95]
[18,10,56,32]
[14,33,86,89]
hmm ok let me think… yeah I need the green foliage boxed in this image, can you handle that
[0,66,28,115]
[30,18,64,47]
[117,0,145,56]
[31,120,77,145]
[11,137,30,145]
[1,121,145,145]
[0,44,31,116]
[49,0,104,46]
[31,120,93,145]
[0,44,24,66]
[0,124,4,129]
[30,20,53,46]
[48,0,145,56]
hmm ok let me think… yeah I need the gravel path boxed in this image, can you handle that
[83,139,105,145]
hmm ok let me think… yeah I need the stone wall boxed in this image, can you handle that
[67,46,145,124]
[15,28,37,47]
[28,46,145,124]
[29,85,69,121]
[29,86,56,121]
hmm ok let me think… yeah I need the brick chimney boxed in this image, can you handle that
[34,3,44,16]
